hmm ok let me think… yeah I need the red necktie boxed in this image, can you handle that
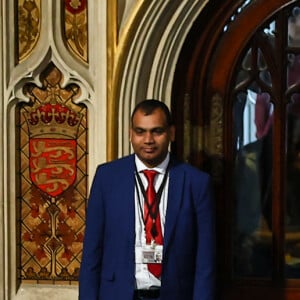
[143,170,163,278]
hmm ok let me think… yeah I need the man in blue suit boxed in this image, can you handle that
[79,99,215,300]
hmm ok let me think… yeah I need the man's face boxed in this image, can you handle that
[130,108,175,168]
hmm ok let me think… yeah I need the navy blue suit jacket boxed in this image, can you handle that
[79,154,215,300]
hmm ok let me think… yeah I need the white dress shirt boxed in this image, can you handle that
[134,153,170,289]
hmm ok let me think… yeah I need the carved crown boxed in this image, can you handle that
[25,103,83,139]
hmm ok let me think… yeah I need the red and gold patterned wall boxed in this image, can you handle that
[15,0,89,285]
[64,0,88,63]
[16,63,88,284]
[18,0,88,63]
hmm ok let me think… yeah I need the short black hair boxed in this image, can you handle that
[131,99,173,126]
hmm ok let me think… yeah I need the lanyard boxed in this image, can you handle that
[134,164,170,226]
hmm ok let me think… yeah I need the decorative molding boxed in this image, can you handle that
[107,0,146,160]
[107,0,119,161]
[207,92,224,183]
[110,0,209,157]
[209,93,224,156]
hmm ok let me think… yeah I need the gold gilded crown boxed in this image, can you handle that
[24,103,83,139]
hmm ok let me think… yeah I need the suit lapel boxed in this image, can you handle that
[116,155,136,245]
[120,156,184,257]
[163,160,184,252]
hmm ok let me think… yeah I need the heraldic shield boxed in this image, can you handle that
[26,102,82,197]
[29,138,77,197]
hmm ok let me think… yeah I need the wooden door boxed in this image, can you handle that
[172,1,300,299]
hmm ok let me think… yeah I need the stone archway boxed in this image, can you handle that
[112,1,210,156]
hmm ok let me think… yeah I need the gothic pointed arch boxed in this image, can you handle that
[111,1,209,157]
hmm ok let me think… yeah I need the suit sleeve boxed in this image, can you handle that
[193,175,216,300]
[79,166,105,300]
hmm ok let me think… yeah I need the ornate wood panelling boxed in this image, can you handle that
[173,0,300,299]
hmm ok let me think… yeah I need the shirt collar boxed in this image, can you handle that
[135,153,170,175]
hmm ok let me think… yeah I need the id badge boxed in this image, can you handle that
[142,244,163,264]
